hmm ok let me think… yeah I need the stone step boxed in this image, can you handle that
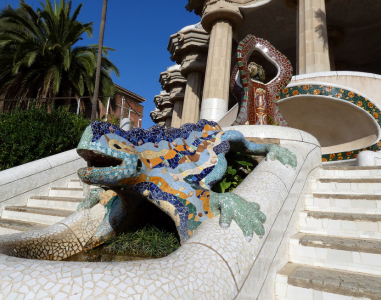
[27,196,84,211]
[276,263,381,300]
[67,179,98,190]
[310,178,381,194]
[0,219,47,235]
[305,193,381,214]
[299,211,381,239]
[320,166,381,179]
[322,166,381,170]
[48,187,84,198]
[289,233,381,276]
[1,206,73,225]
[67,179,82,188]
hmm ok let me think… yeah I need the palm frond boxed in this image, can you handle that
[0,0,118,101]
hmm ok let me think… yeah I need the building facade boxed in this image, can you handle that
[99,84,145,128]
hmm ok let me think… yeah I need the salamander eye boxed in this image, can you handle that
[113,144,122,149]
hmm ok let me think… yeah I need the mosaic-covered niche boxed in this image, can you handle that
[76,119,297,247]
[230,34,293,126]
[278,84,381,162]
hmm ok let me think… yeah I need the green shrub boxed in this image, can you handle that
[104,226,180,258]
[212,151,259,193]
[0,104,90,171]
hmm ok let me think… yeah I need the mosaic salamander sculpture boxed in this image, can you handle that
[76,120,297,247]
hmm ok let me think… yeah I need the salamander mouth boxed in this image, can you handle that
[77,149,123,168]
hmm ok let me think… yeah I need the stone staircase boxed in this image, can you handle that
[275,166,381,300]
[0,179,86,235]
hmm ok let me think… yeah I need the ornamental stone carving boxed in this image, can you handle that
[159,65,187,91]
[168,24,210,65]
[150,110,162,122]
[181,51,208,78]
[154,92,172,109]
[150,107,173,128]
[201,0,243,32]
[187,0,271,16]
[159,65,187,128]
[168,23,210,125]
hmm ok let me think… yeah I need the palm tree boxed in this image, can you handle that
[91,0,108,121]
[0,0,119,109]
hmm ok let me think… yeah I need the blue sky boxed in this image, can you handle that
[2,0,201,128]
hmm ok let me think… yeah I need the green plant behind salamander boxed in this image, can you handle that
[212,152,258,193]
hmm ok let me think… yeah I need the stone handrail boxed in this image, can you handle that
[0,149,86,212]
[217,103,239,127]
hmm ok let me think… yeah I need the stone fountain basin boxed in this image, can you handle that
[0,125,321,300]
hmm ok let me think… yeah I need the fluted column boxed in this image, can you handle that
[199,1,243,122]
[180,50,207,125]
[182,71,203,124]
[171,100,183,127]
[298,0,330,74]
[165,118,172,128]
[200,21,233,121]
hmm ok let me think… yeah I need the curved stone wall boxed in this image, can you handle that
[292,72,381,108]
[277,80,381,163]
[279,96,379,153]
[0,126,321,299]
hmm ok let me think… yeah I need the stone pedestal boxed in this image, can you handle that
[297,0,330,74]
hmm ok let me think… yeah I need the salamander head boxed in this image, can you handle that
[76,122,140,188]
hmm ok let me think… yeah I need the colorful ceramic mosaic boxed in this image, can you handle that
[230,34,293,126]
[278,84,381,162]
[76,120,297,245]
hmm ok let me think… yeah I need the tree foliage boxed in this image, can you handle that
[0,0,119,100]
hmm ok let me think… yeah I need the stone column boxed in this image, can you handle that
[297,0,330,74]
[200,21,233,121]
[180,51,207,125]
[165,118,172,128]
[182,71,203,124]
[162,107,174,128]
[171,99,183,127]
[199,1,243,122]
